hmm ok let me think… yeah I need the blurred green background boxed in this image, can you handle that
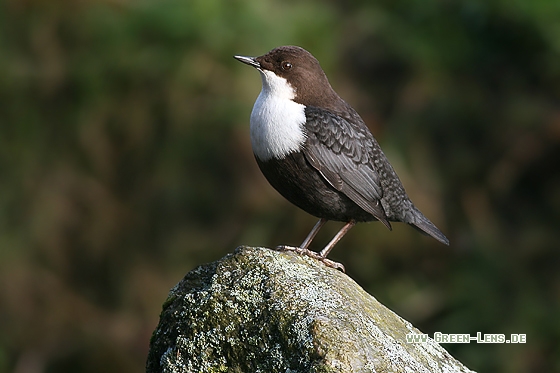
[1,0,559,372]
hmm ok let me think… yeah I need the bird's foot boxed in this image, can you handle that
[275,245,345,272]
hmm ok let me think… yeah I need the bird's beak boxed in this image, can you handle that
[234,55,261,69]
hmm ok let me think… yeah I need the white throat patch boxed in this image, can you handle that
[250,69,306,161]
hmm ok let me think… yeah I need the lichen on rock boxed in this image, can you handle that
[147,246,475,373]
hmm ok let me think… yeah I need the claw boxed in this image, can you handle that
[274,245,345,272]
[320,258,345,272]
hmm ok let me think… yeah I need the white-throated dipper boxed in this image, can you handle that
[235,46,449,271]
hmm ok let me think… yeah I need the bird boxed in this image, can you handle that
[234,46,448,271]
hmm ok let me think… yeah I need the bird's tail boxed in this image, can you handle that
[408,206,449,245]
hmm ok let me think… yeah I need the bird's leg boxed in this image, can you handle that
[276,218,326,253]
[315,220,356,271]
[276,219,356,272]
[299,218,327,250]
[319,220,356,258]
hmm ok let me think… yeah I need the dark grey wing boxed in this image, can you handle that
[302,106,392,229]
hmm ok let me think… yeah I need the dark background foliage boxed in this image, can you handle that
[1,0,559,372]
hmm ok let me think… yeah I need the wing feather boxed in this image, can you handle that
[302,107,391,229]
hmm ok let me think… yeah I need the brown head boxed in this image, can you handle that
[235,46,343,111]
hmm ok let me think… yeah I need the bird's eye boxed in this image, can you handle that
[281,61,292,71]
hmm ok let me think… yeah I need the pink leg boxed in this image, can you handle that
[319,220,356,259]
[300,218,327,250]
[276,220,356,272]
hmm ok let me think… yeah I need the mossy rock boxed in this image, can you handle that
[147,246,475,373]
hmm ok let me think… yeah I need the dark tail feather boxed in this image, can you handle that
[409,209,449,245]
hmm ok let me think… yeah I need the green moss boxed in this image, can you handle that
[147,247,474,373]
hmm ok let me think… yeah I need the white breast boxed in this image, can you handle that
[250,70,307,161]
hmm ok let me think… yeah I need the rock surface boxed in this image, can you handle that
[147,246,475,373]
